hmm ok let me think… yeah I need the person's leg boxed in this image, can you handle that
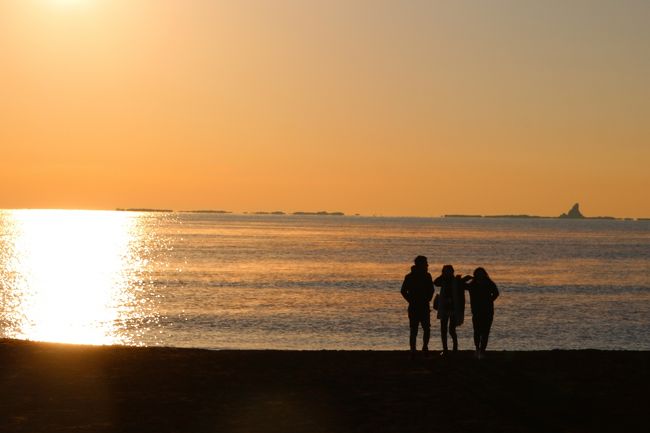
[408,309,418,352]
[440,316,448,352]
[472,315,480,351]
[480,313,494,352]
[422,314,431,352]
[449,318,458,351]
[409,327,418,352]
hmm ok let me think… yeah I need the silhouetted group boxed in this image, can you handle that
[400,256,499,359]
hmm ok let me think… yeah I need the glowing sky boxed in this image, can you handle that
[1,0,648,217]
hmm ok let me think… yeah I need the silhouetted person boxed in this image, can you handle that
[465,267,499,358]
[434,265,470,354]
[400,256,434,358]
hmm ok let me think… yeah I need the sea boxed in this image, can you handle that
[1,210,649,351]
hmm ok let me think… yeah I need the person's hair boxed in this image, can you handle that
[473,267,491,281]
[414,255,428,266]
[442,264,454,276]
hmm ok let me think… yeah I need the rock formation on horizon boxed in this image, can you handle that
[559,203,584,219]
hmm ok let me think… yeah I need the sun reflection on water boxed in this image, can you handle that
[0,210,152,345]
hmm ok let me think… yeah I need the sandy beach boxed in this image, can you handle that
[0,339,647,433]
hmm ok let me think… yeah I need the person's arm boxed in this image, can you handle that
[457,275,471,290]
[426,274,435,302]
[433,275,443,287]
[400,276,411,303]
[491,282,500,301]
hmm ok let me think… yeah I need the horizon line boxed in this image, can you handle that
[1,207,648,221]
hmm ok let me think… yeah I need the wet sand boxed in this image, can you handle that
[0,339,647,433]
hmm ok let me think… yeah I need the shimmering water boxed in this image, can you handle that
[1,210,649,350]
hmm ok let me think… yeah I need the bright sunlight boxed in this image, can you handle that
[0,210,145,345]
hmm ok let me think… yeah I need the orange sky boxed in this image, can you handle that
[1,1,648,217]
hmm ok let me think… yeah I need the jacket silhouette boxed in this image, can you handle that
[401,257,435,355]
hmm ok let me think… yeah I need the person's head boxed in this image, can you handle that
[413,255,428,271]
[441,264,454,277]
[473,267,489,281]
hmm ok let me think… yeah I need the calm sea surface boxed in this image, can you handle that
[1,210,649,350]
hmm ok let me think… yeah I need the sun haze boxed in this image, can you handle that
[1,0,648,217]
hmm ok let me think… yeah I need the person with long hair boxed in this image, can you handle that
[433,265,469,355]
[466,267,499,359]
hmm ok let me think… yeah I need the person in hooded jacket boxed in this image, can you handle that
[400,256,434,357]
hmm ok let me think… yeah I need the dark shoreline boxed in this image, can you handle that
[1,339,648,433]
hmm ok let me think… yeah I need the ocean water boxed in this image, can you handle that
[1,210,649,350]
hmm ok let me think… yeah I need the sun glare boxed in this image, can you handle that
[46,0,95,13]
[50,0,84,6]
[0,210,144,345]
